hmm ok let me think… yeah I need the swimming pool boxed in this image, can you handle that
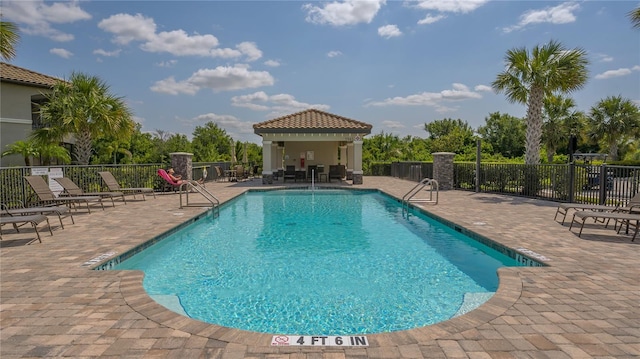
[113,189,524,335]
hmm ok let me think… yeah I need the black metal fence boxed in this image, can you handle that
[0,162,230,208]
[391,162,640,206]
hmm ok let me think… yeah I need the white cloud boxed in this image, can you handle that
[365,83,483,111]
[378,25,402,38]
[231,91,330,116]
[327,50,343,58]
[2,0,91,42]
[236,42,263,62]
[150,65,274,95]
[503,2,580,33]
[417,14,446,25]
[156,60,178,67]
[303,0,386,26]
[594,66,639,80]
[49,48,73,58]
[93,49,121,57]
[414,0,488,14]
[264,60,281,67]
[474,84,493,92]
[192,113,256,135]
[382,120,405,129]
[593,53,614,63]
[98,13,262,60]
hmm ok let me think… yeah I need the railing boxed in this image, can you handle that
[0,163,230,207]
[391,161,640,206]
[402,178,439,216]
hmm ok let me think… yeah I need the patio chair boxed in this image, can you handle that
[24,176,105,213]
[54,177,126,206]
[2,201,74,229]
[98,171,156,200]
[569,211,639,241]
[555,192,640,224]
[0,214,53,244]
[283,165,296,182]
[329,165,343,182]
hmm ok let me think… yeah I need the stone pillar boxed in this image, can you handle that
[346,142,354,180]
[262,140,273,184]
[432,152,455,190]
[352,140,363,185]
[170,152,193,180]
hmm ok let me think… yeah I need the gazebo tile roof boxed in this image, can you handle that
[253,109,372,133]
[0,62,62,88]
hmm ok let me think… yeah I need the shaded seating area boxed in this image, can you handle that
[24,176,105,213]
[98,171,156,200]
[54,177,126,206]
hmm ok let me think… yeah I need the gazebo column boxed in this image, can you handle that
[352,140,363,185]
[339,144,347,179]
[261,140,273,184]
[346,142,354,180]
[276,142,284,179]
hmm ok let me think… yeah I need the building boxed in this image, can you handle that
[253,109,372,184]
[0,62,62,167]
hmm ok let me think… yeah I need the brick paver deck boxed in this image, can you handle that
[1,177,638,358]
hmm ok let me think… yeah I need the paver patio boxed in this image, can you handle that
[1,177,638,358]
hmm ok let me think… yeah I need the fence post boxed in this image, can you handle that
[599,164,607,205]
[568,162,575,203]
[475,140,481,193]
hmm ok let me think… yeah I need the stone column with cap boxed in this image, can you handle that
[432,152,455,190]
[170,152,194,180]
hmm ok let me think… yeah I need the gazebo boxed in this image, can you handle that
[253,109,372,185]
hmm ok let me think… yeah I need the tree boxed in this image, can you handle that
[191,122,232,162]
[542,95,585,163]
[477,112,525,158]
[1,140,37,166]
[37,72,134,165]
[424,118,475,153]
[0,20,20,60]
[492,40,589,164]
[588,96,640,161]
[629,6,640,28]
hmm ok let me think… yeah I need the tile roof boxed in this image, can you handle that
[0,62,63,88]
[254,109,372,134]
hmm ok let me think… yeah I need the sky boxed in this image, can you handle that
[3,0,639,144]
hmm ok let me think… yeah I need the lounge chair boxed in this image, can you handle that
[283,165,296,182]
[0,214,53,243]
[98,171,156,200]
[555,193,640,224]
[24,176,104,213]
[2,202,74,229]
[569,210,640,241]
[54,177,126,206]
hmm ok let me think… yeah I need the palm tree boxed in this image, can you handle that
[629,6,640,28]
[492,40,589,164]
[542,95,584,163]
[38,72,134,165]
[0,20,20,60]
[1,140,37,166]
[588,96,640,161]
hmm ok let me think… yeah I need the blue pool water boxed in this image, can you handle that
[114,189,522,335]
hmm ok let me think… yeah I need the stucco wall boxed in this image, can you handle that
[282,141,339,170]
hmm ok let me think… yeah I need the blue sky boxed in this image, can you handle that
[3,1,639,144]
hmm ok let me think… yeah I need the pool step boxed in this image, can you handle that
[151,294,189,316]
[453,292,494,317]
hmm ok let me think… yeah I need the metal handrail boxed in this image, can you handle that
[179,183,220,217]
[402,178,439,216]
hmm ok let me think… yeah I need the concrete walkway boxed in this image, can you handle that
[1,177,638,358]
